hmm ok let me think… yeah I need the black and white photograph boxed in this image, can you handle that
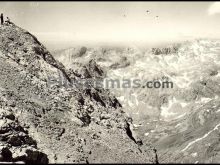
[0,1,220,164]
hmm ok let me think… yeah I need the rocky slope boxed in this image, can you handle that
[54,39,220,163]
[0,23,156,163]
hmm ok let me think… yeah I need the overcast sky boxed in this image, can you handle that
[1,2,220,50]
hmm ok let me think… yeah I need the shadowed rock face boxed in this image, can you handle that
[0,23,156,163]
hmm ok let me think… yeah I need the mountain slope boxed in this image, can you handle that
[0,23,156,163]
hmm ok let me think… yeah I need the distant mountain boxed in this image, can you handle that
[54,39,220,163]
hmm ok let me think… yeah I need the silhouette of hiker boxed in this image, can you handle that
[1,13,4,25]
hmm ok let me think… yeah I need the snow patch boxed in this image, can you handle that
[144,132,149,136]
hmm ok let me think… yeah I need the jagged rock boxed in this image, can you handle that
[0,108,48,164]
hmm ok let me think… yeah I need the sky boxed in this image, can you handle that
[1,2,220,50]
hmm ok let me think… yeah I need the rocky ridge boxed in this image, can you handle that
[0,23,156,163]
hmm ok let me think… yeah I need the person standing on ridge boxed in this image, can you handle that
[1,13,4,25]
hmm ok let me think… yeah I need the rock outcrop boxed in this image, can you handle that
[0,108,48,164]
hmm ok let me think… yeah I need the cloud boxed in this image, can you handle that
[208,2,220,15]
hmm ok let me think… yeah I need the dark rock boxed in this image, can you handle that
[7,135,23,146]
[5,113,15,120]
[25,149,49,164]
[0,147,12,161]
